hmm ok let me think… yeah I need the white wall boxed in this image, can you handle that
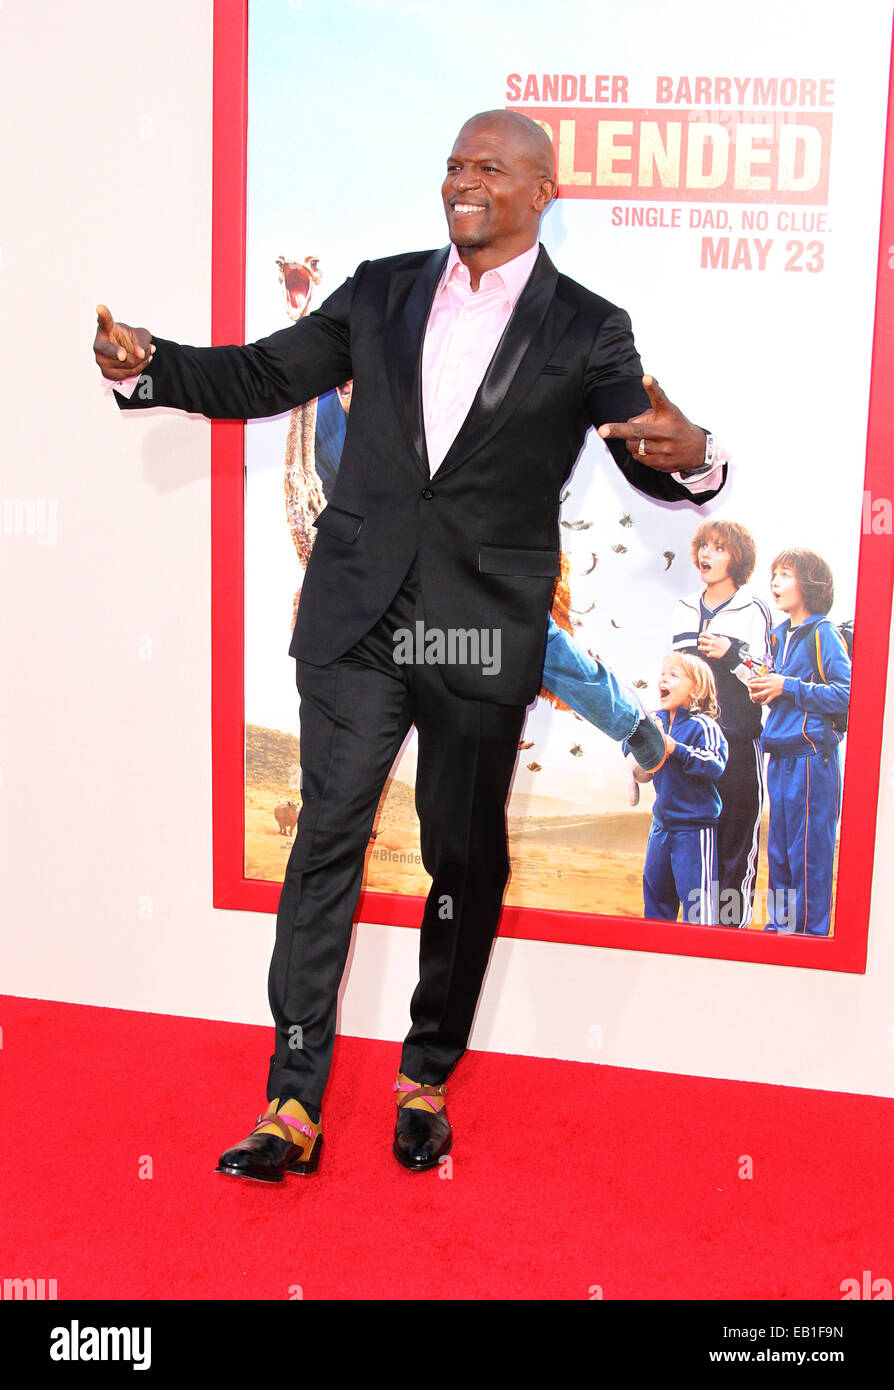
[2,1,893,1098]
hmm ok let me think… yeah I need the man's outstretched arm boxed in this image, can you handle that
[93,267,363,420]
[583,309,728,505]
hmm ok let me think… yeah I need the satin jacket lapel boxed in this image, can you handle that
[384,246,450,477]
[432,246,574,481]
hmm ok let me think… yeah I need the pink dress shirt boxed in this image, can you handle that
[420,241,540,475]
[108,245,725,492]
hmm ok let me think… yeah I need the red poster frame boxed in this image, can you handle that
[210,0,894,972]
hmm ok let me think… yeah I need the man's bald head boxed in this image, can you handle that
[442,111,558,280]
[456,110,556,181]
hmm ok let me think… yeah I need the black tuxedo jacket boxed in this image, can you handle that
[117,244,725,704]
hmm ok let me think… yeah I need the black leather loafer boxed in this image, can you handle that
[393,1106,452,1172]
[216,1109,323,1183]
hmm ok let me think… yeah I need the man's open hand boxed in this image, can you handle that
[93,304,156,381]
[598,375,707,474]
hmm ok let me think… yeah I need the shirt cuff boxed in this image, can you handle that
[103,374,141,399]
[672,447,730,495]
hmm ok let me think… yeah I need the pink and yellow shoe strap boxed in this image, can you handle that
[394,1072,448,1113]
[252,1100,320,1147]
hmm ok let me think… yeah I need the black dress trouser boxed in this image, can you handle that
[265,556,528,1112]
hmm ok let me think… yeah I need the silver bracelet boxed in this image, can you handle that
[679,432,716,480]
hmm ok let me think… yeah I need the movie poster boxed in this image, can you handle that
[237,0,892,950]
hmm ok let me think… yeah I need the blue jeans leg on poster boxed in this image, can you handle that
[542,616,640,741]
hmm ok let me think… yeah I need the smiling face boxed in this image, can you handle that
[658,656,696,711]
[442,114,556,267]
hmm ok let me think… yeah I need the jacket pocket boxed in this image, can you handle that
[478,544,560,577]
[540,363,569,376]
[312,504,364,543]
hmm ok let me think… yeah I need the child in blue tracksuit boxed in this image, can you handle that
[748,548,851,936]
[623,651,729,925]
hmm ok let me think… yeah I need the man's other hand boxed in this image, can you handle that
[598,375,707,474]
[93,304,156,381]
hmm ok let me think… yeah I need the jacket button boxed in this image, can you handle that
[421,488,434,500]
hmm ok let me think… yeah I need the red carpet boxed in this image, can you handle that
[1,993,891,1300]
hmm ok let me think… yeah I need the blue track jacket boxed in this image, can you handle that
[625,708,728,829]
[761,616,851,759]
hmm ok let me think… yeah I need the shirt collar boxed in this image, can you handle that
[437,241,541,307]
